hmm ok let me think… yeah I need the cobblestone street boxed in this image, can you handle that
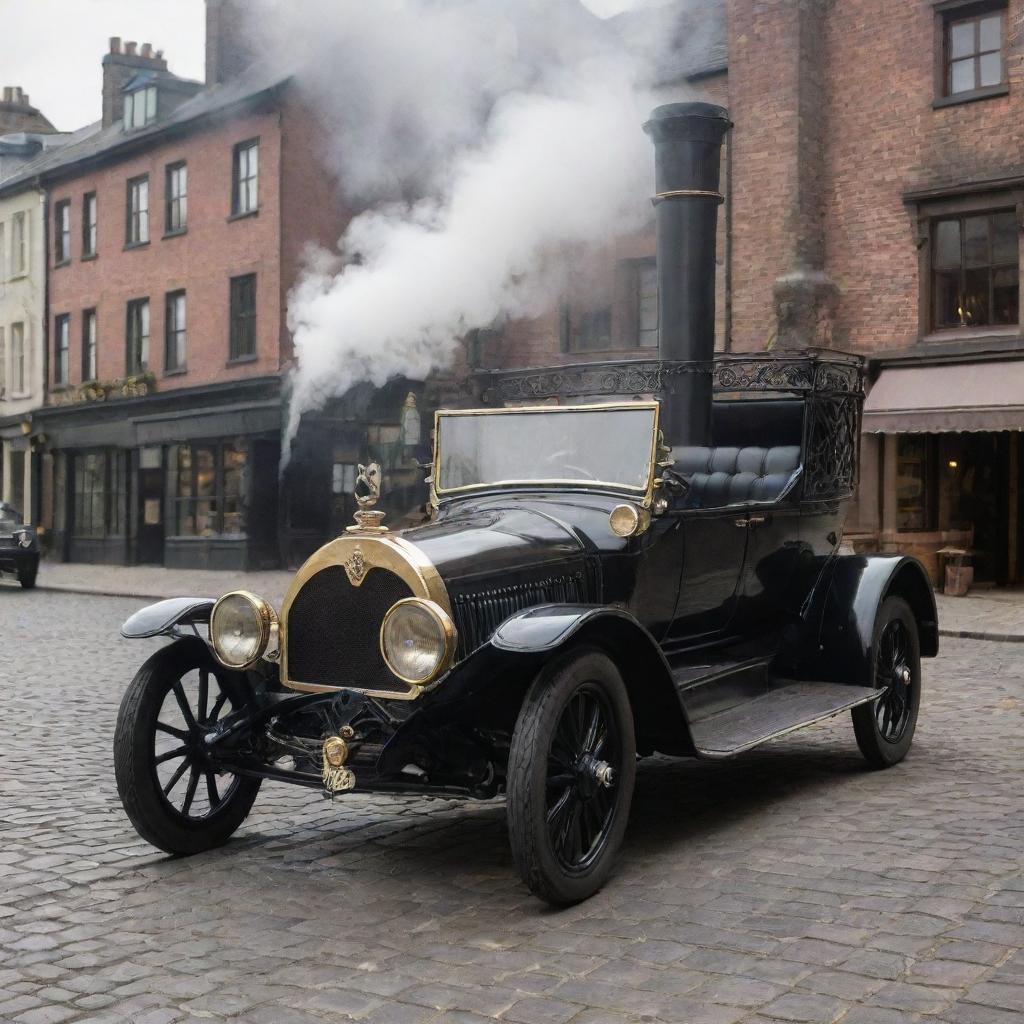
[1,587,1023,1024]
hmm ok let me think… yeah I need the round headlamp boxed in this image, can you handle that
[380,598,457,686]
[210,590,277,670]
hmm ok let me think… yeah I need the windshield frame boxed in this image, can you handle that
[431,401,662,507]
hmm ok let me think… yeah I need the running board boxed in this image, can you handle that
[689,682,879,759]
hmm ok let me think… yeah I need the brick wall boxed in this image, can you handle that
[47,106,283,396]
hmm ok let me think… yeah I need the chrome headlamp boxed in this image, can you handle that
[380,598,457,686]
[16,530,33,549]
[210,590,278,670]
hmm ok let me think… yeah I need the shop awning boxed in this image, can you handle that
[863,360,1024,433]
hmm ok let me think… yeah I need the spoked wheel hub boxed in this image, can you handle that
[874,619,914,744]
[545,685,622,873]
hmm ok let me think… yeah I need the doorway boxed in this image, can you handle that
[137,462,165,565]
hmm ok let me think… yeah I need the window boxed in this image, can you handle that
[82,192,97,257]
[932,210,1019,329]
[109,451,127,535]
[11,212,26,275]
[82,309,97,381]
[229,273,257,360]
[165,162,187,234]
[127,175,149,245]
[232,139,259,216]
[123,85,157,131]
[10,323,25,394]
[126,298,150,374]
[54,199,71,264]
[73,452,107,538]
[0,326,5,396]
[944,5,1005,97]
[171,441,247,537]
[630,259,659,349]
[896,436,938,531]
[165,290,186,372]
[54,314,70,386]
[562,305,612,353]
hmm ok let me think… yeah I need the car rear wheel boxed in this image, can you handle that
[852,596,921,769]
[114,638,261,855]
[507,649,636,905]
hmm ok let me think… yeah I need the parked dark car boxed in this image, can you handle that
[112,102,938,905]
[0,502,40,589]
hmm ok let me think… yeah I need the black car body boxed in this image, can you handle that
[112,102,938,904]
[0,503,40,589]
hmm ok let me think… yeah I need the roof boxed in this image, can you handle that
[608,0,728,86]
[0,63,288,196]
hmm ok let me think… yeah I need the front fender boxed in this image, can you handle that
[803,555,938,685]
[120,597,216,640]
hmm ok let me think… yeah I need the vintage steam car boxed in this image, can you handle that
[0,502,40,589]
[113,102,938,904]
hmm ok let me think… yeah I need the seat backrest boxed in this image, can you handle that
[712,399,805,448]
[673,445,802,508]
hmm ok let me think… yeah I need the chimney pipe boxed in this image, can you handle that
[644,102,730,449]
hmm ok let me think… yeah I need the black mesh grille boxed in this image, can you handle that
[286,566,414,693]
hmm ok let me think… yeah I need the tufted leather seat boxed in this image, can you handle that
[673,446,802,508]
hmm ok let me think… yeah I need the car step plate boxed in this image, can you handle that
[689,681,879,759]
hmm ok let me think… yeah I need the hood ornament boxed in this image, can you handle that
[347,462,388,534]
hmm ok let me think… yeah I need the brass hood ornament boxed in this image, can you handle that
[347,462,388,534]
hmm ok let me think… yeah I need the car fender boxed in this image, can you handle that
[804,555,938,685]
[120,597,216,640]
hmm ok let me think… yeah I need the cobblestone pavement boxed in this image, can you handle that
[2,587,1023,1024]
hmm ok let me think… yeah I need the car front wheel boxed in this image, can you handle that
[852,595,921,768]
[507,649,636,905]
[18,561,37,589]
[114,638,262,855]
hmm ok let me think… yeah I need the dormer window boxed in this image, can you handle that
[123,84,157,131]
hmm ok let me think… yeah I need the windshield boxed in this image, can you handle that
[0,503,23,530]
[435,403,659,498]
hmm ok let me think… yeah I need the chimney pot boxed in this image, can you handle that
[125,41,137,56]
[110,36,121,53]
[141,42,153,58]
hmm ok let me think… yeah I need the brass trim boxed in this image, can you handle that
[609,503,651,538]
[210,590,277,670]
[279,534,452,699]
[431,401,662,510]
[379,597,458,686]
[653,189,724,203]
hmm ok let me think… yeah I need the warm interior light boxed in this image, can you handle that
[948,460,958,469]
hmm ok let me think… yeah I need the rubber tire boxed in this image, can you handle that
[852,596,921,769]
[507,649,636,906]
[114,638,262,855]
[18,567,37,589]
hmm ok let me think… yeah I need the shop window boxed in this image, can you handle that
[941,3,1006,99]
[54,314,70,386]
[165,162,187,234]
[126,298,150,375]
[127,175,149,246]
[229,273,257,360]
[73,452,107,538]
[896,435,939,531]
[54,199,71,264]
[172,441,247,537]
[232,139,259,216]
[82,192,97,257]
[932,210,1018,329]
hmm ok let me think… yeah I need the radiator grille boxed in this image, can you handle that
[453,573,587,657]
[286,565,414,693]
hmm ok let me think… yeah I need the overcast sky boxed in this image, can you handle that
[1,0,642,133]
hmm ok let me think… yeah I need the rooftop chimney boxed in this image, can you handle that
[644,103,730,449]
[206,0,256,85]
[0,85,57,136]
[102,37,169,127]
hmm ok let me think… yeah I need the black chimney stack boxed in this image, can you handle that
[644,102,730,448]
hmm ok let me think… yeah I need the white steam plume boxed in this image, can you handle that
[244,1,676,457]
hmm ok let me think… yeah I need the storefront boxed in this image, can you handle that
[858,358,1024,588]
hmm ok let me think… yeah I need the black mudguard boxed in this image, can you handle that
[120,597,216,640]
[801,554,938,685]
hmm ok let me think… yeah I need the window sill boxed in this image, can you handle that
[164,367,188,377]
[933,84,1009,109]
[226,354,258,366]
[163,228,187,240]
[921,326,1020,343]
[81,253,98,262]
[8,271,27,281]
[123,240,151,252]
[54,259,71,269]
[227,208,259,223]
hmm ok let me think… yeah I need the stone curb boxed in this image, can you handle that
[938,626,1024,643]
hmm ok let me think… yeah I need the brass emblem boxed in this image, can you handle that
[322,735,355,795]
[347,462,388,534]
[343,547,369,586]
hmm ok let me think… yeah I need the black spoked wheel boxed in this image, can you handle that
[852,596,921,768]
[115,638,261,854]
[507,649,636,906]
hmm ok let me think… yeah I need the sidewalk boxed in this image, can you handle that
[22,560,1024,643]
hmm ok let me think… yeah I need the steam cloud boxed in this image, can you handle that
[245,0,681,458]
